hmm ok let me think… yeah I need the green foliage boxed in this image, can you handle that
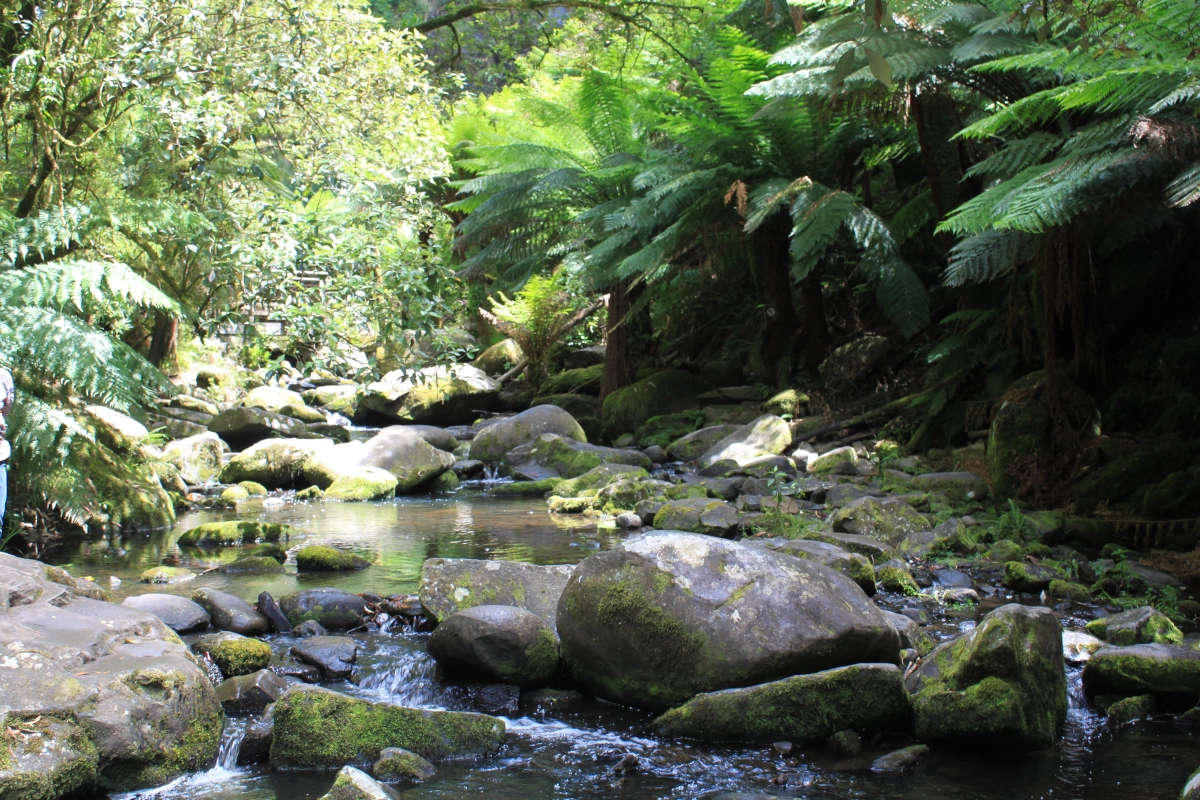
[483,274,585,386]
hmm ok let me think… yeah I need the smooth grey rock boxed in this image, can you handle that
[469,405,587,462]
[292,619,328,638]
[910,471,989,504]
[420,559,574,627]
[291,635,358,680]
[278,588,367,630]
[208,407,314,449]
[428,605,559,688]
[122,593,211,633]
[870,744,929,772]
[257,591,292,633]
[652,497,739,535]
[697,415,793,468]
[302,427,457,492]
[932,568,974,589]
[191,588,269,635]
[269,656,322,684]
[215,669,288,714]
[615,512,643,529]
[360,365,499,426]
[238,712,275,765]
[665,425,742,462]
[318,766,402,800]
[830,495,931,545]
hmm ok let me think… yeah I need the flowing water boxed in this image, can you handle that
[51,494,1200,800]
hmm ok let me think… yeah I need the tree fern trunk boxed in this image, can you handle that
[148,313,178,370]
[912,90,963,220]
[601,279,639,398]
[750,221,798,385]
[801,264,828,371]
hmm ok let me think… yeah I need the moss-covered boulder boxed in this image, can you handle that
[222,484,250,502]
[177,521,295,547]
[250,542,288,563]
[487,477,563,496]
[326,467,399,501]
[296,546,371,572]
[427,605,560,687]
[831,496,931,546]
[303,384,361,416]
[269,686,505,768]
[763,389,808,419]
[140,566,195,584]
[208,406,315,449]
[472,338,524,376]
[1074,435,1193,507]
[593,478,675,512]
[601,370,713,437]
[541,364,603,396]
[1086,606,1183,646]
[635,412,703,449]
[551,464,649,498]
[469,405,586,463]
[0,553,222,796]
[530,393,601,420]
[220,556,286,574]
[240,480,269,496]
[758,538,876,596]
[652,663,909,743]
[419,559,574,627]
[242,385,305,412]
[161,431,225,484]
[302,428,456,492]
[360,365,499,426]
[319,765,402,799]
[909,471,989,504]
[192,631,273,678]
[503,433,652,480]
[279,588,368,630]
[652,497,739,535]
[219,438,334,488]
[665,425,742,463]
[1083,644,1200,705]
[1002,561,1064,593]
[556,531,900,711]
[987,539,1023,563]
[697,415,793,468]
[907,603,1066,749]
[373,747,436,783]
[428,470,461,492]
[877,565,918,595]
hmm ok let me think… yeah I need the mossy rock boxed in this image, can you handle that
[1002,561,1064,593]
[193,632,272,677]
[988,539,1024,563]
[428,470,461,493]
[177,521,295,547]
[221,556,286,574]
[488,478,563,496]
[140,566,195,585]
[279,588,368,629]
[635,412,703,449]
[1047,580,1091,602]
[269,685,505,768]
[1083,644,1200,704]
[503,433,652,480]
[221,485,250,502]
[552,464,648,498]
[763,389,809,419]
[469,405,587,462]
[296,546,370,572]
[325,467,399,502]
[427,605,561,688]
[595,478,674,513]
[318,765,402,799]
[547,496,595,513]
[763,539,876,596]
[239,481,269,497]
[541,364,603,396]
[295,485,325,501]
[250,543,288,563]
[652,663,909,743]
[1141,470,1200,522]
[601,370,713,437]
[280,403,327,424]
[876,565,918,595]
[830,496,930,546]
[1074,435,1191,507]
[373,747,436,782]
[908,603,1066,749]
[1085,606,1182,646]
[665,424,742,462]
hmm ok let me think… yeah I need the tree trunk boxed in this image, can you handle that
[148,313,178,370]
[912,89,964,220]
[749,220,798,386]
[601,279,640,398]
[801,264,829,372]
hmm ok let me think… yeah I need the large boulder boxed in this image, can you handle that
[177,520,294,548]
[469,405,586,462]
[279,588,367,630]
[325,468,399,502]
[503,433,652,480]
[1074,435,1192,507]
[292,635,358,680]
[420,559,574,627]
[652,663,909,743]
[191,589,270,636]
[556,531,900,711]
[122,593,211,633]
[665,425,742,462]
[757,539,875,595]
[319,766,401,800]
[404,425,460,453]
[303,384,361,415]
[302,428,456,491]
[1085,606,1183,646]
[697,415,792,468]
[601,370,713,437]
[472,338,524,376]
[360,365,499,426]
[1083,644,1200,704]
[652,497,739,535]
[269,685,505,768]
[242,385,305,412]
[831,496,931,546]
[160,431,225,484]
[219,437,334,487]
[819,335,890,385]
[427,605,559,687]
[907,604,1066,749]
[541,365,603,396]
[0,554,222,795]
[208,406,317,449]
[909,471,989,504]
[551,464,649,498]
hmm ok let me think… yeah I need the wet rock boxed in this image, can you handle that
[427,605,559,688]
[877,564,918,595]
[216,669,288,714]
[809,446,858,475]
[467,684,521,715]
[292,635,358,680]
[907,604,1066,749]
[296,545,371,572]
[302,427,456,492]
[177,520,294,548]
[519,688,586,713]
[360,365,499,426]
[666,425,742,462]
[326,467,400,501]
[373,747,436,782]
[831,496,930,545]
[238,713,275,766]
[469,405,587,462]
[257,591,292,633]
[870,744,929,772]
[0,554,221,795]
[615,512,643,528]
[242,385,305,412]
[1062,631,1106,664]
[419,558,573,627]
[122,593,211,633]
[318,765,401,800]
[826,730,862,757]
[1083,644,1200,704]
[944,588,981,605]
[758,538,875,595]
[209,406,314,449]
[452,459,486,478]
[504,433,652,480]
[654,663,909,744]
[303,384,360,415]
[1002,561,1063,593]
[193,631,273,677]
[279,588,367,630]
[292,620,328,637]
[270,657,322,684]
[884,611,935,656]
[799,530,896,561]
[696,415,793,468]
[138,566,195,585]
[557,531,900,711]
[191,588,270,635]
[1105,694,1156,726]
[161,431,225,483]
[932,568,974,589]
[1182,764,1200,800]
[987,539,1024,563]
[910,471,988,504]
[1085,606,1183,646]
[610,753,639,775]
[653,497,739,536]
[269,685,506,767]
[601,370,713,437]
[220,437,333,487]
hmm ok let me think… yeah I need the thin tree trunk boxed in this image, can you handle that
[601,279,640,398]
[801,264,828,372]
[148,313,178,370]
[750,220,798,385]
[912,89,963,220]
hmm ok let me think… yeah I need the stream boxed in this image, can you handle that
[49,493,1200,799]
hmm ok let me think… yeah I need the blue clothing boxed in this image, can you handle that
[0,462,8,530]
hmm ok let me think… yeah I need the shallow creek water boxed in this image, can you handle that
[49,493,1200,800]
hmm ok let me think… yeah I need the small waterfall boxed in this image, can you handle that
[356,649,444,708]
[217,717,248,770]
[1066,665,1087,710]
[481,464,502,482]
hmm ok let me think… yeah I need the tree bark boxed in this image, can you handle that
[912,89,964,220]
[148,313,178,370]
[801,264,829,372]
[750,219,798,385]
[601,279,641,398]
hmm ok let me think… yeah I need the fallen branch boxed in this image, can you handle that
[797,379,956,443]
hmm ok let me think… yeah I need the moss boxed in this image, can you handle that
[1085,607,1183,646]
[601,369,712,436]
[326,472,398,502]
[269,686,505,768]
[489,478,563,496]
[1002,560,1062,593]
[221,485,250,502]
[177,521,294,547]
[553,465,649,498]
[296,545,370,572]
[1105,694,1156,725]
[877,566,919,595]
[542,364,604,395]
[222,556,285,573]
[295,485,325,500]
[1047,580,1091,602]
[547,495,595,513]
[372,749,436,782]
[0,712,99,800]
[1084,648,1200,699]
[239,481,269,496]
[987,539,1024,563]
[522,627,562,683]
[140,566,195,584]
[635,412,703,449]
[250,542,288,563]
[196,635,272,677]
[429,470,460,492]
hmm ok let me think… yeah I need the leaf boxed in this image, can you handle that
[864,47,893,88]
[832,48,857,88]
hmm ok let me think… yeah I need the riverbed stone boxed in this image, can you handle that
[122,593,211,633]
[257,591,292,632]
[809,446,858,475]
[650,497,739,536]
[296,545,371,572]
[601,370,713,436]
[325,467,400,501]
[177,520,295,547]
[193,631,273,677]
[551,464,649,498]
[428,605,559,688]
[556,531,900,711]
[469,405,586,462]
[503,433,652,480]
[279,588,367,630]
[1085,606,1183,646]
[831,496,931,545]
[665,425,742,462]
[1002,561,1064,593]
[208,406,315,448]
[319,765,401,800]
[269,685,506,768]
[221,556,286,574]
[1083,644,1200,704]
[472,338,523,376]
[191,588,270,635]
[0,553,222,796]
[302,427,457,491]
[652,663,909,743]
[697,415,792,468]
[910,471,989,504]
[216,669,288,714]
[161,431,225,483]
[140,565,195,584]
[304,384,361,415]
[907,603,1066,749]
[870,744,930,772]
[360,365,499,426]
[758,538,876,596]
[238,712,276,766]
[883,611,936,656]
[419,559,574,627]
[373,747,436,783]
[292,635,358,680]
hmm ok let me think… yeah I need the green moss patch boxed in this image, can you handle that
[177,521,295,547]
[296,546,370,572]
